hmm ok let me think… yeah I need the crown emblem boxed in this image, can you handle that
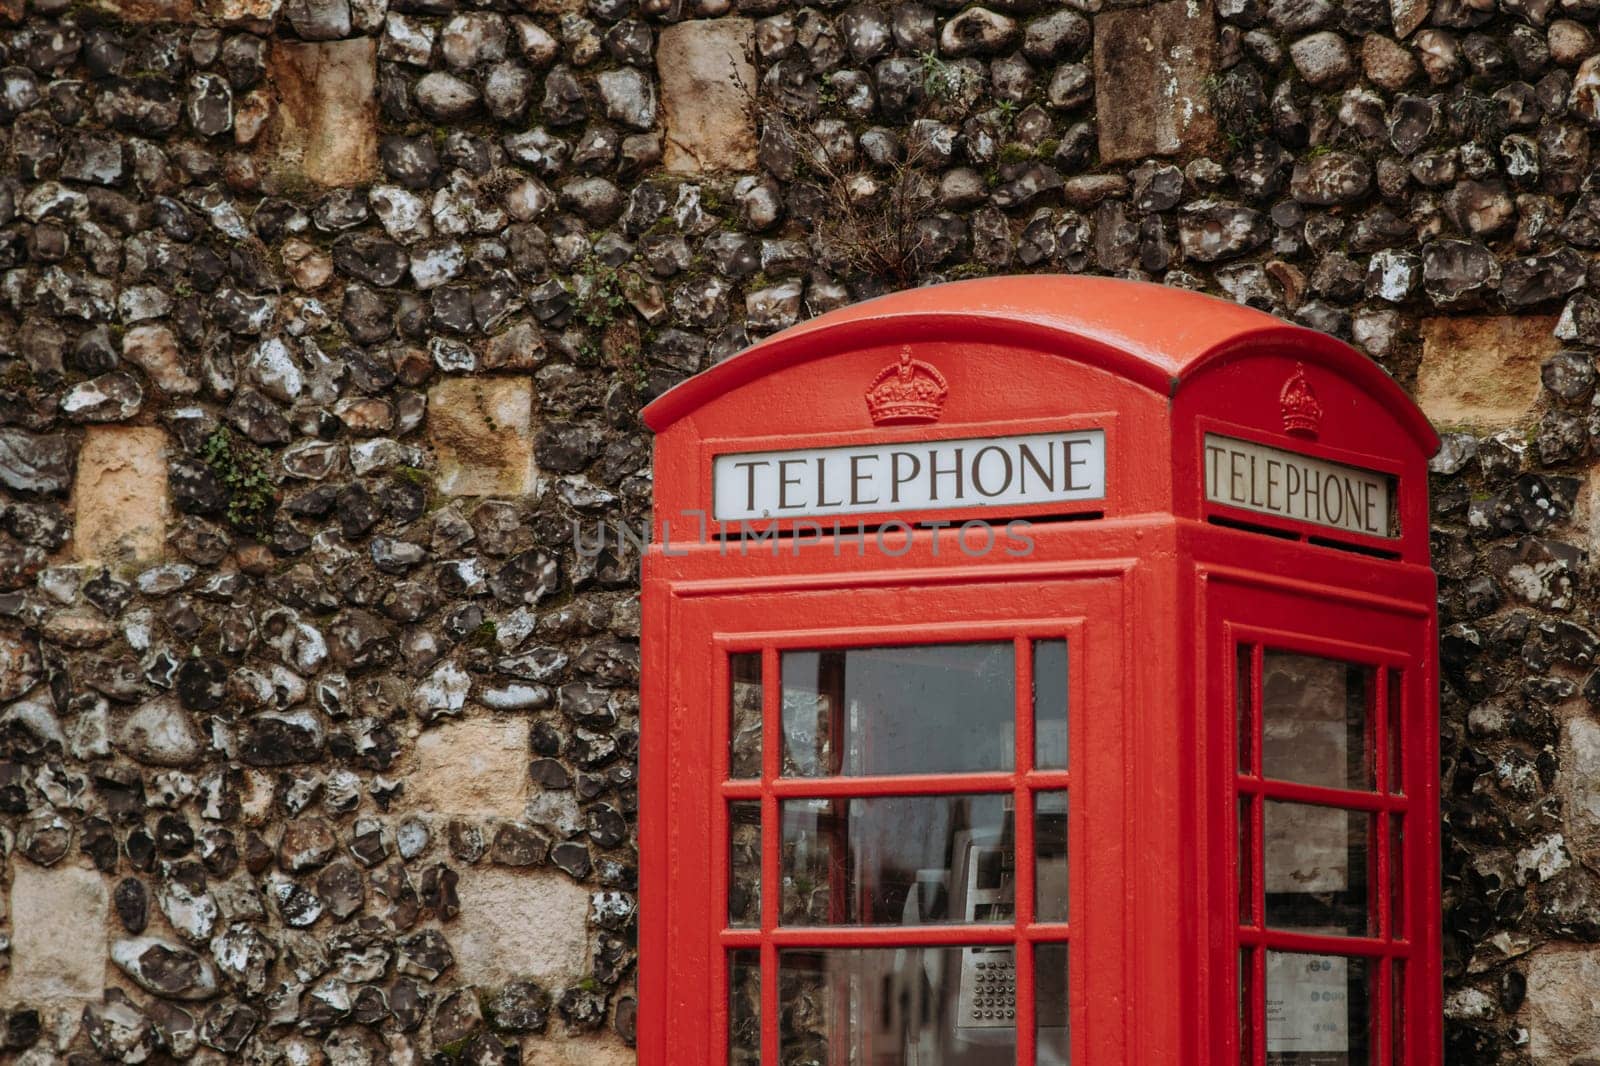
[1280,363,1322,438]
[866,347,948,426]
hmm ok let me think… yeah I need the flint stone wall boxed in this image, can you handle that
[0,0,1598,1059]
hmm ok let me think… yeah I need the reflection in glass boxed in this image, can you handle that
[781,644,1015,777]
[781,794,1011,926]
[730,653,764,780]
[1262,651,1373,791]
[729,801,761,928]
[1036,942,1070,1065]
[1265,952,1370,1065]
[780,947,1036,1066]
[1036,792,1069,923]
[1035,640,1069,770]
[1264,802,1370,937]
[729,950,760,1066]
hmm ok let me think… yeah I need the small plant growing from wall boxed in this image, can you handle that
[199,426,278,535]
[574,256,644,379]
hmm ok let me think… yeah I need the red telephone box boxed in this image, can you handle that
[639,276,1441,1066]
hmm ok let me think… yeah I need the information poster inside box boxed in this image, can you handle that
[1266,950,1350,1058]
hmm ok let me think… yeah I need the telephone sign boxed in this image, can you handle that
[1203,434,1394,538]
[712,428,1106,521]
[641,276,1442,1066]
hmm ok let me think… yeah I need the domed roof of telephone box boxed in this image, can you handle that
[641,275,1438,454]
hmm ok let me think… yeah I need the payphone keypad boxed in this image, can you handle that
[958,950,1017,1028]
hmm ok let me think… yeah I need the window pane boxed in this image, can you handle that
[781,794,1011,926]
[1037,942,1070,1066]
[1386,669,1403,794]
[780,948,1017,1064]
[729,801,761,928]
[1034,640,1069,770]
[1391,960,1405,1066]
[1239,797,1255,926]
[1266,952,1371,1065]
[1262,651,1373,791]
[1388,816,1404,940]
[781,643,1015,777]
[730,653,763,780]
[1240,949,1255,1066]
[1036,791,1069,923]
[1238,644,1254,775]
[1264,802,1371,937]
[729,950,760,1066]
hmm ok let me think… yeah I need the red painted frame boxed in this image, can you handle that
[641,276,1442,1066]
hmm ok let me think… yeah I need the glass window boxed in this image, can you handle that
[728,950,760,1066]
[781,794,1011,926]
[1386,669,1403,794]
[1037,942,1070,1066]
[1239,797,1255,926]
[1237,645,1254,774]
[1239,949,1256,1066]
[1264,802,1371,937]
[1034,640,1069,770]
[1262,651,1374,791]
[1388,817,1404,939]
[1265,952,1370,1065]
[1390,960,1405,1066]
[730,653,763,780]
[729,801,761,928]
[779,947,1019,1064]
[1036,791,1069,923]
[781,643,1015,777]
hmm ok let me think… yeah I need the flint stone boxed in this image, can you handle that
[0,430,73,495]
[122,324,199,395]
[1421,239,1501,305]
[416,71,479,120]
[1500,248,1587,307]
[157,872,220,943]
[286,0,352,40]
[0,631,40,701]
[113,936,220,1000]
[1289,152,1372,205]
[83,992,155,1061]
[1363,34,1418,90]
[241,710,326,766]
[396,928,454,981]
[117,697,204,766]
[597,67,657,131]
[1179,200,1269,262]
[940,7,1017,56]
[1289,31,1353,86]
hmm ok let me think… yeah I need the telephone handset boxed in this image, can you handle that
[955,841,1017,1030]
[931,800,1069,1066]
